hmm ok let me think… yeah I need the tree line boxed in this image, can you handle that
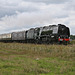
[70,35,75,40]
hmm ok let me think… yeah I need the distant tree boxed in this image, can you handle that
[70,35,75,40]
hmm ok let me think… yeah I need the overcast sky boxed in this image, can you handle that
[0,0,75,35]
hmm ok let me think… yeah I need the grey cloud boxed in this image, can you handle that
[0,0,72,18]
[0,2,39,18]
[0,7,38,18]
[0,8,16,18]
[65,0,75,11]
[0,11,53,34]
[70,26,75,35]
[0,0,75,35]
[23,0,71,4]
[54,12,69,19]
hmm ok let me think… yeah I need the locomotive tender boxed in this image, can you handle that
[0,24,70,44]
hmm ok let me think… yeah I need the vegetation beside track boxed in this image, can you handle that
[0,41,75,75]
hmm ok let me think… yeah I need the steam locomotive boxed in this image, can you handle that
[0,24,70,44]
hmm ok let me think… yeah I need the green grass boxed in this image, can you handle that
[0,42,75,75]
[70,40,75,44]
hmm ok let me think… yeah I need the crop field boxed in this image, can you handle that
[0,41,75,75]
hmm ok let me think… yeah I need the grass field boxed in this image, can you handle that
[0,41,75,75]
